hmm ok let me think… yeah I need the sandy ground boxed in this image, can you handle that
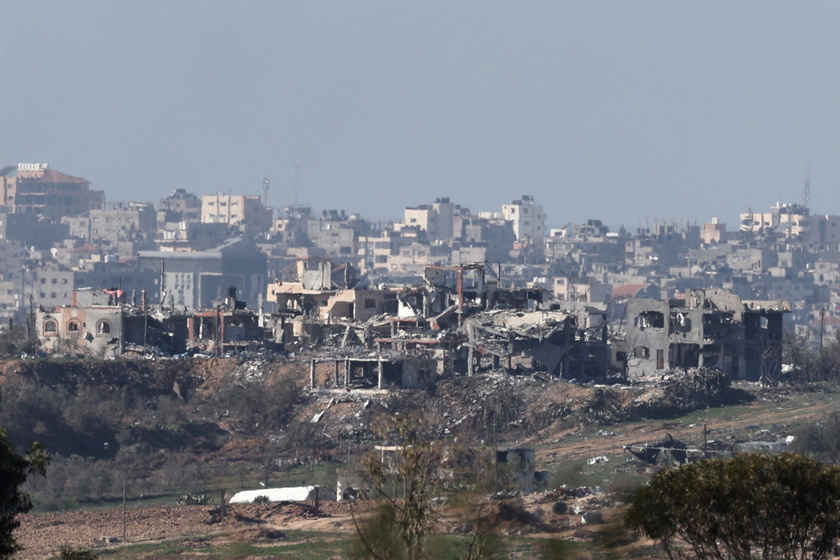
[15,502,366,559]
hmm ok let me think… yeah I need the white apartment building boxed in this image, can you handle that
[502,195,546,241]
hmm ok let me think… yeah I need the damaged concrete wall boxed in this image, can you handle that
[623,298,671,378]
[621,290,790,381]
[37,306,124,357]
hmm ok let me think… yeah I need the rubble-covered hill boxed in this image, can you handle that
[0,356,746,460]
[350,367,745,446]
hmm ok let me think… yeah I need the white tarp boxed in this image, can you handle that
[228,485,336,504]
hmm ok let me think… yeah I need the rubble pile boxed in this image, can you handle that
[629,368,736,419]
[229,357,272,384]
[380,366,741,444]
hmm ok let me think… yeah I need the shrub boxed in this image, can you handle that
[626,453,840,560]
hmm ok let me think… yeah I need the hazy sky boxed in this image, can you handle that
[3,1,840,230]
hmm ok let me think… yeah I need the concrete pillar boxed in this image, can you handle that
[310,359,316,390]
[377,360,384,389]
[467,346,474,376]
[344,358,350,388]
[334,360,339,387]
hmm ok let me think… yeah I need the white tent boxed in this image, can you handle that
[229,485,336,504]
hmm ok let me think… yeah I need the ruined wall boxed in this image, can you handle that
[623,298,671,378]
[37,307,124,357]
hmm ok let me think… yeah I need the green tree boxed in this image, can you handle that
[351,416,439,560]
[790,410,840,462]
[0,325,37,358]
[50,547,98,560]
[0,414,49,557]
[351,414,506,560]
[626,453,840,560]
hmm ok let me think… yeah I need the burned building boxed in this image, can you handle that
[2,163,104,220]
[170,287,265,355]
[616,288,790,381]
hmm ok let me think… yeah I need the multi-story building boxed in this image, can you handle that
[307,222,356,257]
[740,202,810,239]
[157,188,201,225]
[618,289,789,381]
[64,202,156,246]
[201,193,272,233]
[700,218,731,245]
[33,265,75,310]
[156,221,231,252]
[138,237,267,310]
[0,163,104,220]
[502,195,546,242]
[400,197,459,242]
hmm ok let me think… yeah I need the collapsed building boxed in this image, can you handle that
[36,287,266,358]
[34,260,791,389]
[614,288,790,381]
[462,303,609,379]
[268,260,601,384]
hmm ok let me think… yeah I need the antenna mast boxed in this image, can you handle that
[804,161,811,209]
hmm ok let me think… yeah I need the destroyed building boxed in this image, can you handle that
[461,303,609,379]
[35,288,175,357]
[615,288,790,380]
[309,355,438,391]
[266,260,396,322]
[36,286,267,358]
[266,260,612,384]
[176,287,266,354]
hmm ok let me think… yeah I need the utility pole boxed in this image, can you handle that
[122,477,127,542]
[159,258,165,309]
[263,177,270,207]
[820,307,826,353]
[21,268,28,339]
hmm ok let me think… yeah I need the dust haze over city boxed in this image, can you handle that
[4,2,840,228]
[8,3,840,560]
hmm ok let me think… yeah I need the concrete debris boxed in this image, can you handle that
[625,433,688,465]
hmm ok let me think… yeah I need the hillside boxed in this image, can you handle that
[2,356,838,558]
